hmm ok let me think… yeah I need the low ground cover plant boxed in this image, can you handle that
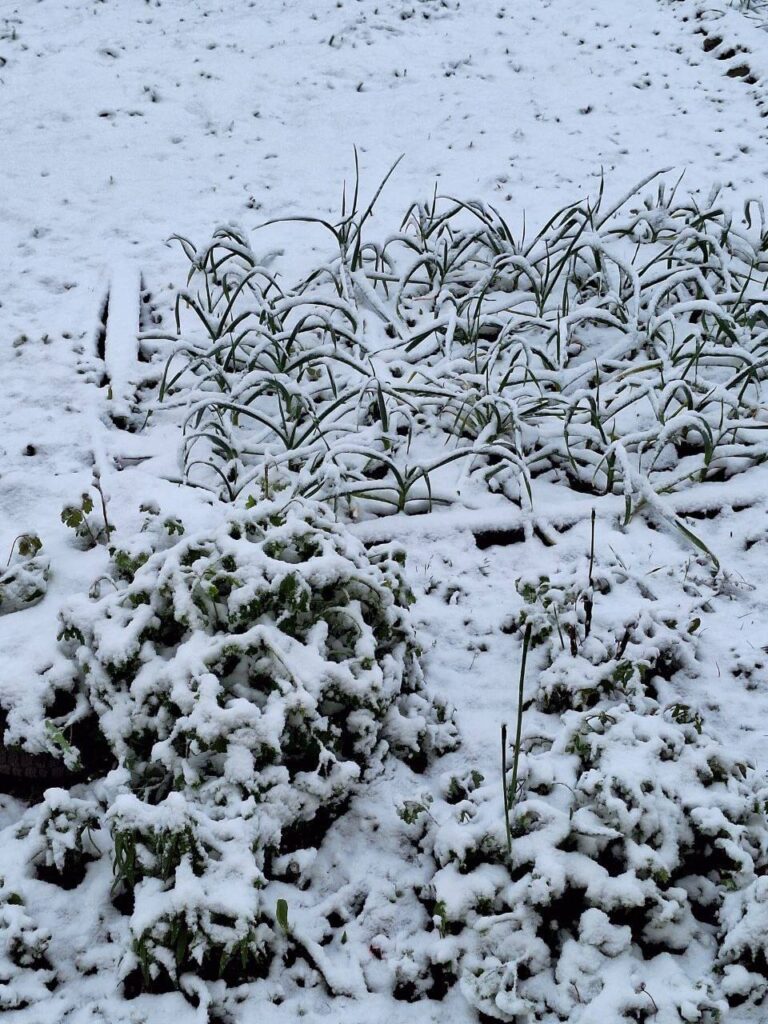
[393,550,768,1020]
[0,880,54,1010]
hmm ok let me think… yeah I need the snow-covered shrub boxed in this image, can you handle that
[56,497,456,990]
[61,497,457,782]
[110,792,275,989]
[31,788,101,882]
[459,908,724,1023]
[719,876,768,1006]
[0,536,48,615]
[407,701,767,1021]
[107,501,185,585]
[512,565,700,712]
[0,882,55,1009]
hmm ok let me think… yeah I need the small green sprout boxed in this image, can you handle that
[276,898,290,933]
[6,533,43,566]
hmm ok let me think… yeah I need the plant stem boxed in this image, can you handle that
[584,507,596,640]
[503,622,533,856]
[501,722,511,857]
[509,623,532,813]
[6,536,21,567]
[82,516,99,548]
[93,473,113,544]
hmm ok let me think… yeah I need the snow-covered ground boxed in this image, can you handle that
[3,0,768,1021]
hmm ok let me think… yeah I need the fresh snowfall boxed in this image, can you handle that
[3,1,768,1022]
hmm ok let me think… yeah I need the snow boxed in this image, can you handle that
[103,261,142,423]
[3,0,768,1021]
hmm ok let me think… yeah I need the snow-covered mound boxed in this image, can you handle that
[33,499,452,993]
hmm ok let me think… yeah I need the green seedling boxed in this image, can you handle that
[6,533,42,566]
[61,481,112,548]
[276,898,290,934]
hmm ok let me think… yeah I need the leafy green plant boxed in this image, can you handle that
[32,788,100,879]
[510,555,702,713]
[275,898,290,934]
[61,493,105,548]
[153,171,768,556]
[0,535,49,615]
[6,533,42,566]
[0,882,55,1008]
[43,721,81,771]
[56,497,457,994]
[411,701,767,1022]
